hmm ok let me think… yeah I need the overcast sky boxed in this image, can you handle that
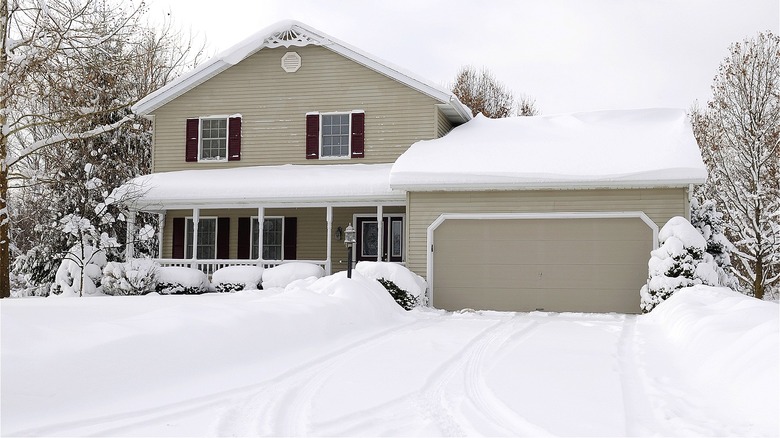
[148,0,778,115]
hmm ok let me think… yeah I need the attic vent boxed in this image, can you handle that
[281,52,302,73]
[264,27,321,48]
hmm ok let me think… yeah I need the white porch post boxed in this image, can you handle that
[125,210,136,262]
[257,207,265,266]
[191,208,200,268]
[376,205,383,262]
[326,205,333,275]
[157,212,165,258]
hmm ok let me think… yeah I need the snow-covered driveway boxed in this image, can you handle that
[2,274,777,436]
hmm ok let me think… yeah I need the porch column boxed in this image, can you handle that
[157,212,165,258]
[257,207,265,266]
[191,208,200,268]
[376,205,383,262]
[125,210,136,262]
[325,205,333,275]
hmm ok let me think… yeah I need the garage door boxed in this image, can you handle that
[432,216,653,313]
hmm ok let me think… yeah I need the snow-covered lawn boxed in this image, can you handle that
[2,273,777,436]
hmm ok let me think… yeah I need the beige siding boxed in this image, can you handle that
[407,188,688,279]
[435,107,453,138]
[151,45,440,172]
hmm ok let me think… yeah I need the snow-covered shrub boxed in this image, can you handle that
[376,278,418,310]
[355,261,428,306]
[263,262,325,289]
[102,258,160,295]
[155,267,210,295]
[640,216,718,312]
[690,199,740,291]
[50,245,108,297]
[212,266,264,293]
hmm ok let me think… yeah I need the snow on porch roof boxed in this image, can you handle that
[128,163,404,211]
[389,108,708,191]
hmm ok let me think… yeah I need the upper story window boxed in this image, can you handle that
[306,111,364,160]
[200,118,228,161]
[185,116,242,163]
[321,114,351,158]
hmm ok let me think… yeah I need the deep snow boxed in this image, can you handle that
[1,279,777,436]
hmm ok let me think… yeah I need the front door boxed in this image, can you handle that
[355,216,403,262]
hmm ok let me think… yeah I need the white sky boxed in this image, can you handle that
[147,0,779,115]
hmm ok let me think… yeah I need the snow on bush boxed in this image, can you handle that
[212,266,264,293]
[50,245,108,297]
[156,267,210,295]
[355,261,428,308]
[640,216,718,312]
[102,258,160,295]
[262,262,325,289]
[644,285,779,434]
[690,199,740,291]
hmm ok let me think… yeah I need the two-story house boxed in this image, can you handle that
[130,20,707,314]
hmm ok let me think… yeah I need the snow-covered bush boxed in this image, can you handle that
[376,278,417,310]
[212,266,264,293]
[355,261,428,306]
[263,262,325,289]
[640,216,718,312]
[156,267,210,295]
[50,245,108,297]
[690,199,740,291]
[102,258,160,295]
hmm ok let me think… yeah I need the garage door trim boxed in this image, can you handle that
[425,211,659,305]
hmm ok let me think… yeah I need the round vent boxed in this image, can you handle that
[281,52,301,73]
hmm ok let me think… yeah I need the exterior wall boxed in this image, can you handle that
[435,107,453,138]
[407,188,688,279]
[151,45,440,172]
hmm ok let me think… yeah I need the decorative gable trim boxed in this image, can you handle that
[265,29,322,48]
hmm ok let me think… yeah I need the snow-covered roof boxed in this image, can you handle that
[128,163,404,211]
[389,108,708,191]
[132,20,471,124]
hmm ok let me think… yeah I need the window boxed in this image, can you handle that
[321,113,351,158]
[185,218,217,259]
[200,118,227,161]
[251,217,284,260]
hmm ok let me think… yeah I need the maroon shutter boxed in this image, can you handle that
[217,217,230,259]
[305,114,319,159]
[237,217,251,259]
[185,118,199,162]
[284,217,297,260]
[228,117,241,161]
[172,217,185,258]
[351,112,365,158]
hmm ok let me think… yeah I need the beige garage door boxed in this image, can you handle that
[432,217,653,313]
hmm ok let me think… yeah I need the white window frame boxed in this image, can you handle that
[250,216,285,260]
[185,216,218,259]
[319,112,352,160]
[198,117,229,162]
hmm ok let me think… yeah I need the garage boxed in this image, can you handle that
[431,214,655,313]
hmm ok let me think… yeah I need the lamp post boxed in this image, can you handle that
[344,223,356,278]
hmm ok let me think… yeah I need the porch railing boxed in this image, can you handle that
[156,258,328,276]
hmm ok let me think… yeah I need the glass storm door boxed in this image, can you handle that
[355,216,403,262]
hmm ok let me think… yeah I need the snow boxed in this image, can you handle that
[355,260,427,298]
[212,265,264,290]
[1,276,776,436]
[390,109,708,190]
[156,266,210,293]
[262,262,325,288]
[128,163,403,209]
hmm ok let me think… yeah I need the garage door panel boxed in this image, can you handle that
[432,217,651,313]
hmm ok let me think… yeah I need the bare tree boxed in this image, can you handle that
[452,66,534,118]
[693,32,780,300]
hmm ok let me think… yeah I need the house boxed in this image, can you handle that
[129,20,707,314]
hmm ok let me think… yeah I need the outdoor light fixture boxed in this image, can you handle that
[344,223,356,278]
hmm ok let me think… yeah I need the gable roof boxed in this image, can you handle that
[132,20,472,124]
[389,108,707,191]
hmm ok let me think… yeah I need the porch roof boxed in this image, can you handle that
[127,163,404,211]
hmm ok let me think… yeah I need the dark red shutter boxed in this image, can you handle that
[172,217,185,258]
[185,118,199,162]
[228,117,241,161]
[217,217,230,259]
[237,217,251,259]
[305,114,319,159]
[284,217,297,260]
[351,112,365,158]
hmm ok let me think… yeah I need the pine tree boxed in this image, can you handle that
[690,198,741,291]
